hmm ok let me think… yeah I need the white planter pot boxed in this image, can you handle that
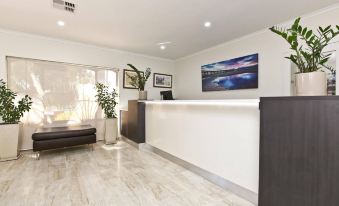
[139,91,148,100]
[0,123,20,161]
[295,72,327,96]
[104,118,118,144]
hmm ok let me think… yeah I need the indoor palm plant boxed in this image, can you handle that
[270,18,339,96]
[95,83,118,144]
[0,79,32,161]
[127,64,151,100]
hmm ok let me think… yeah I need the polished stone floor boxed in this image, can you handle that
[0,141,255,206]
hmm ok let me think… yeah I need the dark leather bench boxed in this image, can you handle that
[32,125,96,158]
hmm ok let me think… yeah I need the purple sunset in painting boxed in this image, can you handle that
[201,54,259,91]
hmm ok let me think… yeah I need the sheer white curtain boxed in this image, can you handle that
[7,57,117,149]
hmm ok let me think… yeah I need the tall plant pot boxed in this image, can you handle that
[295,72,327,96]
[139,90,148,100]
[0,123,20,161]
[104,118,118,144]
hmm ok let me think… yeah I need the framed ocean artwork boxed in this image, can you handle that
[201,53,259,91]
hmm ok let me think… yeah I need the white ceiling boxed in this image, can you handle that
[0,0,338,60]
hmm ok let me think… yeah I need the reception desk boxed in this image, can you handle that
[143,100,259,204]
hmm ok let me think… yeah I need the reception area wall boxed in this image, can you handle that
[0,29,175,110]
[174,5,339,100]
[0,29,175,150]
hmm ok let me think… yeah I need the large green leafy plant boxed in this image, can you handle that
[0,79,32,124]
[270,17,339,73]
[95,83,118,119]
[127,64,151,91]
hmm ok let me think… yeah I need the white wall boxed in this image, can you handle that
[0,29,175,110]
[174,5,339,100]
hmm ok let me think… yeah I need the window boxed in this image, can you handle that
[7,57,117,145]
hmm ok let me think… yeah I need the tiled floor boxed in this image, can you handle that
[0,141,255,206]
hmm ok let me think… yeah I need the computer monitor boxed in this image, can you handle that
[160,90,174,100]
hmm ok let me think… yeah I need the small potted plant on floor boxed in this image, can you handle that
[95,83,118,144]
[127,64,151,100]
[270,18,339,96]
[0,79,32,161]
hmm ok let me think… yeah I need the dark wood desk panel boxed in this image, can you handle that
[127,100,145,143]
[120,110,128,137]
[259,96,339,206]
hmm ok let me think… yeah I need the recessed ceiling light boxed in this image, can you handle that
[204,21,211,28]
[57,21,65,27]
[157,42,171,50]
[157,42,172,45]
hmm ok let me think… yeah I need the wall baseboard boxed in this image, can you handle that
[139,143,258,205]
[120,136,141,149]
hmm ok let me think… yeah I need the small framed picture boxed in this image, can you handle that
[153,73,172,88]
[123,69,144,89]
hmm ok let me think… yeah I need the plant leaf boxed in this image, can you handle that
[305,30,313,39]
[302,28,307,35]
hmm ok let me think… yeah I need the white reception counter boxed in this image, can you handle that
[143,99,259,204]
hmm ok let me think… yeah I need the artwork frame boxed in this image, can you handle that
[123,69,144,89]
[153,73,172,88]
[201,53,259,92]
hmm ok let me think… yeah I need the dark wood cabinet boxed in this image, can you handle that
[126,100,145,143]
[120,110,128,137]
[259,96,339,206]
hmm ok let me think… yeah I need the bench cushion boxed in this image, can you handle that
[32,125,96,141]
[33,134,96,152]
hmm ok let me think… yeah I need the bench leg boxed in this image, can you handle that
[88,144,94,151]
[35,152,40,160]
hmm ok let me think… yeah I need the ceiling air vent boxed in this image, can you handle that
[53,0,76,13]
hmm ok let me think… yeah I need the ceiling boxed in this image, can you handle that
[0,0,338,60]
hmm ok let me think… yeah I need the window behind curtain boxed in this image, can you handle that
[6,57,117,148]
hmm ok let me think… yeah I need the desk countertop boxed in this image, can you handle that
[143,99,259,107]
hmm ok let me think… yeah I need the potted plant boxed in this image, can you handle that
[270,18,339,96]
[0,79,32,161]
[95,83,118,144]
[127,64,151,100]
